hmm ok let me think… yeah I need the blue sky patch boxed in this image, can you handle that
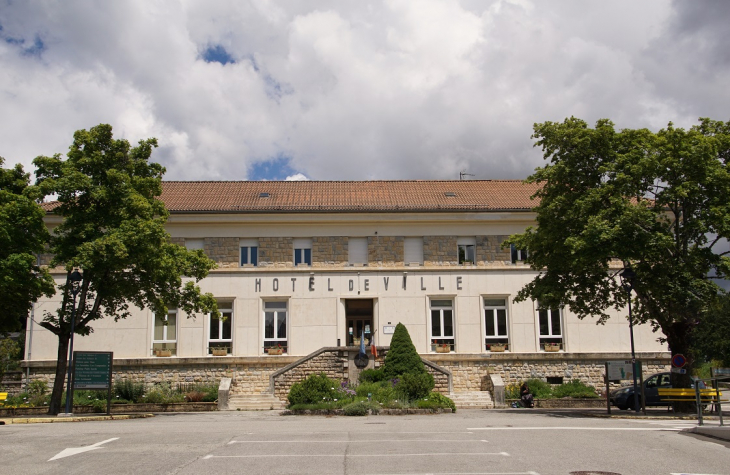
[201,44,235,65]
[249,155,302,181]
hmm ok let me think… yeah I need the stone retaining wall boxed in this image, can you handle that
[21,353,670,401]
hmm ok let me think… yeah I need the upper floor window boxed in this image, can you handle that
[348,237,368,265]
[240,239,258,266]
[264,301,288,354]
[293,238,312,266]
[538,306,563,351]
[457,237,476,264]
[185,239,204,251]
[430,299,454,352]
[404,237,424,265]
[152,308,177,356]
[484,298,508,351]
[510,244,528,264]
[209,302,233,355]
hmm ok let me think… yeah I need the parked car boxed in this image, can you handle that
[610,372,706,410]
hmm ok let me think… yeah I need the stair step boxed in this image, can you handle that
[449,391,494,409]
[227,393,287,411]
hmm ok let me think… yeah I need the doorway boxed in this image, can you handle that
[346,299,373,347]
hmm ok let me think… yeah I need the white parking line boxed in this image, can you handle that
[467,426,683,431]
[228,439,488,444]
[204,452,510,459]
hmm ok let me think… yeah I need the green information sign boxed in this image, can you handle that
[73,351,113,389]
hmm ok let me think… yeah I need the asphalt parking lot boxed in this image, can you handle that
[1,409,728,475]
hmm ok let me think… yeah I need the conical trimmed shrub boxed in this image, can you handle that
[383,323,427,379]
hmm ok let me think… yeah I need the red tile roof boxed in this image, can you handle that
[160,180,540,213]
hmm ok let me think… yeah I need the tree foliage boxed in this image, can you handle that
[0,157,55,332]
[383,323,427,379]
[508,117,730,387]
[691,293,730,367]
[32,124,219,414]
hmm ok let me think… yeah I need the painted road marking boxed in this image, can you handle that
[48,438,119,461]
[467,426,684,431]
[228,439,489,444]
[204,452,510,459]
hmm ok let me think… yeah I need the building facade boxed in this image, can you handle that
[25,180,669,401]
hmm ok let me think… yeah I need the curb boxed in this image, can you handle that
[0,413,155,424]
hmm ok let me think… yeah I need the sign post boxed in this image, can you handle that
[72,351,113,415]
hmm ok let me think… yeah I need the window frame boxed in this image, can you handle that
[429,298,455,352]
[457,237,476,264]
[208,303,233,355]
[510,243,528,264]
[152,308,177,356]
[293,238,312,266]
[240,239,258,267]
[537,305,563,351]
[263,300,288,354]
[348,237,368,265]
[404,237,424,265]
[483,297,509,351]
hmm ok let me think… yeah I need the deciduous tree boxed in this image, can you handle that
[508,117,730,394]
[0,157,55,333]
[33,124,219,415]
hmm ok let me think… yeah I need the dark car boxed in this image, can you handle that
[610,372,706,410]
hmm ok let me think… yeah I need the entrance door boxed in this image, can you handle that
[346,299,373,347]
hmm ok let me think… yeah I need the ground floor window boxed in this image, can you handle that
[430,299,454,352]
[484,298,508,351]
[152,308,177,356]
[264,301,288,354]
[538,306,563,351]
[209,302,232,355]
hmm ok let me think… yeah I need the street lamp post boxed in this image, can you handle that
[620,266,640,413]
[63,270,83,415]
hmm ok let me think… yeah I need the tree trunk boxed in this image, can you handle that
[665,321,696,413]
[48,333,70,415]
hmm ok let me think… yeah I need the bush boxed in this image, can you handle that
[287,373,339,406]
[551,379,599,398]
[342,400,379,416]
[383,323,426,379]
[143,383,185,404]
[416,392,456,412]
[185,391,206,402]
[114,380,145,403]
[359,368,386,383]
[355,380,396,403]
[522,378,553,399]
[395,372,434,401]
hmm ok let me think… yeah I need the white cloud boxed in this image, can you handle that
[1,0,727,181]
[285,173,309,181]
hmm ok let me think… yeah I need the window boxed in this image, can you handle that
[152,308,177,356]
[404,237,424,265]
[430,299,454,352]
[293,238,312,266]
[510,244,527,264]
[185,239,204,251]
[538,306,562,350]
[264,301,288,354]
[209,302,232,355]
[484,298,508,351]
[240,239,258,266]
[457,237,475,264]
[348,237,368,265]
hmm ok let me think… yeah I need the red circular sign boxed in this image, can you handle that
[671,354,686,368]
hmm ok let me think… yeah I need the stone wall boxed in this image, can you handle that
[424,236,458,266]
[205,237,239,268]
[312,236,349,267]
[368,236,404,266]
[476,235,510,264]
[259,237,294,268]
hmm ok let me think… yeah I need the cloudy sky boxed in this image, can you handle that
[1,0,728,181]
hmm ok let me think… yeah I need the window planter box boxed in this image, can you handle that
[211,348,228,356]
[267,348,284,355]
[435,345,451,353]
[544,343,561,352]
[489,344,507,352]
[155,349,172,357]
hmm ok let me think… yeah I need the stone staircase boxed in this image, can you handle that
[449,391,494,409]
[227,393,287,411]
